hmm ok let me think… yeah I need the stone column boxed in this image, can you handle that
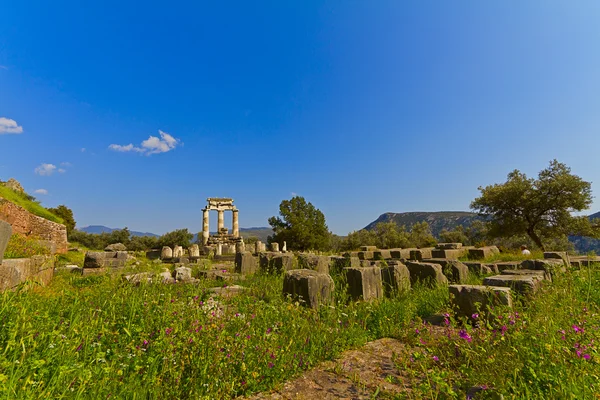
[202,209,210,245]
[232,209,239,237]
[218,210,225,232]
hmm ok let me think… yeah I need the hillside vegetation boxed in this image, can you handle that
[0,184,63,224]
[365,211,482,237]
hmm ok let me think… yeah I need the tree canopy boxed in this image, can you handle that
[471,160,597,251]
[268,196,331,251]
[47,205,76,235]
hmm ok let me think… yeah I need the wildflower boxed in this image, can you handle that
[459,330,472,343]
[583,354,591,360]
[415,328,420,334]
[143,340,149,346]
[165,328,173,336]
[266,328,272,334]
[501,325,508,336]
[472,313,479,320]
[573,324,584,333]
[432,355,439,362]
[268,362,274,368]
[76,344,83,352]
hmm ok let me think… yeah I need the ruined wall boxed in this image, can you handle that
[0,255,54,291]
[0,198,68,253]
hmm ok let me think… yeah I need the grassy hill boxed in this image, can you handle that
[364,211,481,237]
[80,225,160,237]
[0,185,63,224]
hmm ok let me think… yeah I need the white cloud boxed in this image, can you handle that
[34,189,48,195]
[109,130,181,155]
[58,168,66,173]
[81,148,86,152]
[0,117,23,134]
[60,162,72,167]
[34,163,57,176]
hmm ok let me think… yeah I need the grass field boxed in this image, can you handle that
[0,185,63,224]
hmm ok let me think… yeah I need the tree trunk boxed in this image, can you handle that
[527,228,545,252]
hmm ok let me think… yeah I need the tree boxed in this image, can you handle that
[268,196,331,251]
[48,205,76,235]
[471,160,597,251]
[408,221,437,248]
[157,229,194,248]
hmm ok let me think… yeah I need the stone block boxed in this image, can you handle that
[405,262,448,287]
[0,255,54,290]
[271,242,280,252]
[357,251,374,260]
[64,265,83,275]
[189,244,200,258]
[449,285,512,319]
[373,250,392,260]
[520,259,566,276]
[105,243,127,251]
[123,272,153,285]
[495,261,521,271]
[424,259,469,283]
[544,251,569,265]
[298,253,330,274]
[173,266,192,282]
[483,274,544,297]
[431,249,462,260]
[235,251,258,275]
[161,246,173,259]
[173,245,184,258]
[84,251,106,268]
[146,249,161,260]
[0,220,11,264]
[468,246,500,260]
[390,248,415,259]
[328,256,360,274]
[261,253,295,273]
[409,248,433,261]
[235,241,245,253]
[500,269,550,281]
[259,252,276,271]
[360,246,377,252]
[436,243,463,250]
[283,269,334,309]
[381,262,410,296]
[344,266,384,301]
[35,240,57,255]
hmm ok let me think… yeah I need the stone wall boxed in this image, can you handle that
[0,198,68,253]
[0,255,54,291]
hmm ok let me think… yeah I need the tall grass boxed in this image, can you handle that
[0,185,63,224]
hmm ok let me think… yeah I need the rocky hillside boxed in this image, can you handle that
[364,211,482,237]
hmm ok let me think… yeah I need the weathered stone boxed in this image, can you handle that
[146,249,161,260]
[0,220,12,264]
[520,259,566,276]
[63,265,83,275]
[123,272,153,285]
[283,269,334,309]
[156,271,175,283]
[161,246,173,259]
[0,255,54,290]
[189,244,200,258]
[34,240,57,255]
[357,251,374,260]
[84,251,105,268]
[105,243,127,251]
[216,243,223,256]
[235,241,245,253]
[409,248,433,261]
[235,251,258,275]
[424,259,469,283]
[544,251,569,266]
[449,285,512,320]
[328,256,360,274]
[381,262,410,295]
[405,262,448,286]
[360,246,377,252]
[465,262,498,275]
[271,242,280,252]
[483,274,544,297]
[298,254,329,274]
[344,266,384,301]
[495,261,521,271]
[172,245,184,258]
[270,254,295,273]
[436,243,463,250]
[173,266,192,282]
[468,246,500,260]
[431,249,462,260]
[373,250,392,260]
[500,269,550,281]
[389,248,415,259]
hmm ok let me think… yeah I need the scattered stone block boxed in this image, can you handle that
[105,243,127,251]
[189,244,200,258]
[381,262,410,295]
[84,252,106,268]
[157,271,175,283]
[495,261,521,271]
[0,255,54,290]
[173,266,193,282]
[271,242,280,252]
[501,269,550,281]
[328,256,360,274]
[0,220,12,264]
[431,249,462,260]
[483,274,544,297]
[449,285,512,319]
[520,259,566,276]
[123,272,153,285]
[161,246,173,259]
[298,253,330,274]
[373,250,392,260]
[436,243,463,250]
[173,246,184,258]
[270,254,295,273]
[208,285,247,298]
[344,266,384,301]
[544,251,569,267]
[357,251,374,260]
[390,248,415,259]
[283,269,335,309]
[405,262,448,287]
[146,249,161,260]
[63,265,83,275]
[409,248,434,261]
[424,259,469,283]
[235,251,258,275]
[468,246,500,260]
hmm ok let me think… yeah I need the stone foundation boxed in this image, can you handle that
[0,255,54,291]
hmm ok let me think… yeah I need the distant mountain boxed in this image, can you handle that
[79,225,160,238]
[569,212,600,254]
[364,211,482,237]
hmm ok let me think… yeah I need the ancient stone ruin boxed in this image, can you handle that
[202,198,242,248]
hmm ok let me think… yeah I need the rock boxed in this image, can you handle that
[373,250,392,260]
[4,178,24,193]
[283,269,335,309]
[123,272,153,285]
[468,246,500,260]
[449,285,512,319]
[298,253,329,274]
[344,266,384,301]
[357,251,374,260]
[389,248,416,260]
[500,269,550,281]
[235,251,258,275]
[189,244,200,258]
[173,266,193,282]
[520,259,566,276]
[271,242,280,252]
[424,259,469,283]
[431,249,462,259]
[495,261,521,271]
[161,246,173,259]
[235,241,245,253]
[409,248,433,261]
[405,262,448,287]
[483,274,544,297]
[157,271,175,283]
[173,245,184,258]
[436,243,463,250]
[328,256,360,274]
[105,243,127,251]
[146,249,161,260]
[83,251,106,268]
[0,220,12,264]
[270,254,295,273]
[64,265,83,275]
[544,251,570,266]
[360,246,377,251]
[381,262,410,295]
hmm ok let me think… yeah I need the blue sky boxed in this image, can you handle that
[1,1,600,235]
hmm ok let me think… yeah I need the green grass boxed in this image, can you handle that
[4,233,52,259]
[0,185,63,224]
[461,250,545,264]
